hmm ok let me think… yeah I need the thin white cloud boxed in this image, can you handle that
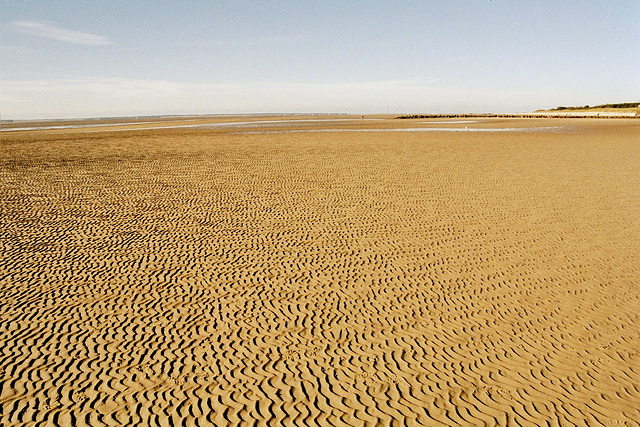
[1,77,561,120]
[13,21,112,46]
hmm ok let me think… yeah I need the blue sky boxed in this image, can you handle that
[2,1,638,119]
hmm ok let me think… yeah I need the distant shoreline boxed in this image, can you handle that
[3,110,638,126]
[397,112,639,119]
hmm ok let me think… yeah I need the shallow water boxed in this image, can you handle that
[0,118,372,133]
[2,117,564,134]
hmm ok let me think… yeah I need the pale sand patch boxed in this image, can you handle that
[1,118,639,425]
[531,108,638,117]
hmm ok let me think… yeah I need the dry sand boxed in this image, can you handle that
[531,107,639,118]
[1,117,639,426]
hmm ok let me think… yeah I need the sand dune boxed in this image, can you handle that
[1,117,639,425]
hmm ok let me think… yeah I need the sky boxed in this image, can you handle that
[1,1,639,119]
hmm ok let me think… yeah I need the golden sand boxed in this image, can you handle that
[1,117,639,425]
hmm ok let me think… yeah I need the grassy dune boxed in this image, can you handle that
[537,102,639,115]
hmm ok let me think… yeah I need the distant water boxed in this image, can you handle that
[0,118,369,133]
[0,121,158,132]
[1,118,563,134]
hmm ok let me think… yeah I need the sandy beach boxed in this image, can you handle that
[1,116,639,425]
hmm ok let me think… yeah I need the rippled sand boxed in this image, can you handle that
[1,117,639,425]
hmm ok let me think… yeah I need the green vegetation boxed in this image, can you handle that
[551,102,639,111]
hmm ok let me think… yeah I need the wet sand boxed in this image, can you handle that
[1,117,639,425]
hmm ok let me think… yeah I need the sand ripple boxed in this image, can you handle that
[1,118,639,425]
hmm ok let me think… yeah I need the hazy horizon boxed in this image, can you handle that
[2,1,638,120]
